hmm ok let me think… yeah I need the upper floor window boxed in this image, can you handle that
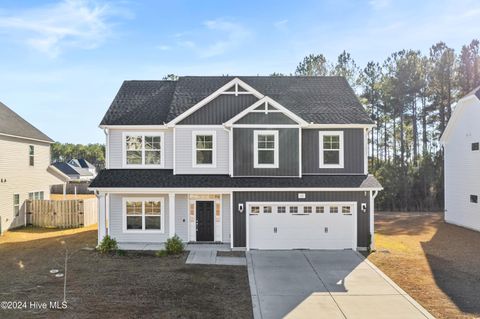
[123,133,164,167]
[254,130,279,168]
[193,131,216,167]
[13,194,20,216]
[29,145,34,166]
[319,131,344,168]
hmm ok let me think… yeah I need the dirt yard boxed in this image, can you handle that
[369,211,480,319]
[0,227,252,319]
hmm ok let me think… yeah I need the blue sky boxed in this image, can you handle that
[0,0,479,143]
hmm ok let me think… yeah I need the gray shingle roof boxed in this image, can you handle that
[0,101,53,142]
[52,162,81,176]
[100,76,373,125]
[89,169,382,189]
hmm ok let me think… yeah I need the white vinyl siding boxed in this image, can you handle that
[444,97,480,231]
[0,135,56,233]
[222,194,231,242]
[108,129,174,169]
[175,127,229,174]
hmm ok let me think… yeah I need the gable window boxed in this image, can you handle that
[124,133,164,167]
[319,131,344,168]
[471,195,478,204]
[29,145,34,166]
[193,131,216,167]
[124,198,163,232]
[254,130,279,168]
[472,142,479,151]
[13,194,20,217]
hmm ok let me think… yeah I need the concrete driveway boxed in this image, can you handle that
[247,250,435,319]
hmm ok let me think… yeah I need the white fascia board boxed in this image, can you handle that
[88,187,383,193]
[305,124,376,129]
[224,96,308,127]
[47,165,72,182]
[0,132,53,144]
[166,78,264,126]
[99,125,169,130]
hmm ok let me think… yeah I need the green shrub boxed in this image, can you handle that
[98,235,118,253]
[165,235,184,255]
[116,249,126,256]
[155,250,168,257]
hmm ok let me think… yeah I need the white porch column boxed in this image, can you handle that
[369,190,379,250]
[97,193,106,245]
[168,193,175,237]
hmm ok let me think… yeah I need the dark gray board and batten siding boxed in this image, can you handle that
[178,94,258,125]
[302,128,365,174]
[233,128,299,177]
[232,191,371,248]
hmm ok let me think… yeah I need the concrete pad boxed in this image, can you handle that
[215,256,246,266]
[253,266,327,296]
[304,250,368,270]
[260,294,344,319]
[333,295,427,319]
[250,250,313,269]
[185,250,216,264]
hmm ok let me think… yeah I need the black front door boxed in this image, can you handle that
[196,201,214,241]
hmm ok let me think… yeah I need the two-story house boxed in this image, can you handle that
[441,86,480,232]
[89,76,382,250]
[0,101,62,233]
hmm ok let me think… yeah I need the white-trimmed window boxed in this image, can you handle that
[28,191,44,200]
[29,145,34,166]
[254,130,279,168]
[13,194,20,216]
[124,198,164,232]
[193,131,216,167]
[123,132,164,167]
[319,131,344,168]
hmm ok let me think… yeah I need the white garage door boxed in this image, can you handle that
[248,202,357,250]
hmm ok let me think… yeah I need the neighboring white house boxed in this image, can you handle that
[0,101,62,233]
[440,86,480,232]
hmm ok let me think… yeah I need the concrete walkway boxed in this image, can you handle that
[247,250,435,319]
[185,244,246,266]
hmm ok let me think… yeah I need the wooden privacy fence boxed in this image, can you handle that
[26,198,98,228]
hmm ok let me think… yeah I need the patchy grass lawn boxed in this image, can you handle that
[0,227,252,319]
[369,211,480,319]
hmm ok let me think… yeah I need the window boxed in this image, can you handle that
[303,206,312,214]
[28,191,44,200]
[471,195,478,204]
[124,133,164,167]
[193,132,216,167]
[330,206,339,214]
[254,130,279,168]
[472,142,479,151]
[316,206,325,214]
[319,131,344,168]
[250,206,260,214]
[289,206,298,214]
[13,194,20,217]
[277,206,286,213]
[263,206,272,214]
[342,206,351,214]
[29,145,34,166]
[124,198,163,232]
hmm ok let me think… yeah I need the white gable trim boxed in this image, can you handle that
[167,78,264,126]
[223,96,308,127]
[440,94,478,144]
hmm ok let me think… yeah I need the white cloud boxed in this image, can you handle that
[156,45,171,51]
[175,18,252,58]
[274,19,288,31]
[369,0,391,10]
[0,0,131,57]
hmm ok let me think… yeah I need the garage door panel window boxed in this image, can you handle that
[263,206,272,214]
[289,206,298,214]
[124,198,163,232]
[250,206,260,214]
[342,206,352,215]
[316,206,325,213]
[254,130,279,168]
[319,131,344,168]
[303,206,312,214]
[330,206,339,214]
[277,206,286,213]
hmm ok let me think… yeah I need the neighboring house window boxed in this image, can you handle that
[13,194,20,216]
[193,131,216,167]
[254,130,279,168]
[124,198,163,232]
[28,191,44,200]
[29,145,34,166]
[124,133,164,167]
[472,142,479,151]
[471,195,478,204]
[319,131,344,168]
